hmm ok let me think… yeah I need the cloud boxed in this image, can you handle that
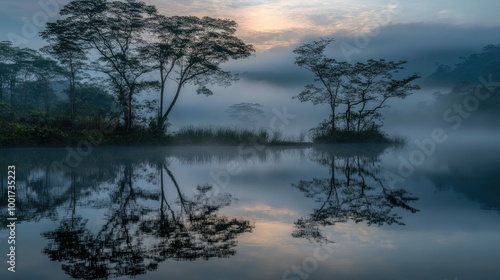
[150,0,402,50]
[226,23,500,87]
[238,203,300,218]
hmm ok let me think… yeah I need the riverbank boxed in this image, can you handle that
[0,121,404,148]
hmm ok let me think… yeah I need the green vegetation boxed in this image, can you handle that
[0,121,304,147]
[170,126,269,145]
[425,43,500,87]
[41,1,254,135]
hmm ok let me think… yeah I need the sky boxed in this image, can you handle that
[1,0,500,136]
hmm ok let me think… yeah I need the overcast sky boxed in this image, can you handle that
[1,0,499,136]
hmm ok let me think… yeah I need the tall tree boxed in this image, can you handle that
[293,38,349,134]
[0,41,62,114]
[0,41,40,107]
[225,102,264,127]
[40,32,87,119]
[42,0,158,133]
[144,15,255,134]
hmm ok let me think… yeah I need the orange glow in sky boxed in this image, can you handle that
[147,0,500,51]
[152,0,402,50]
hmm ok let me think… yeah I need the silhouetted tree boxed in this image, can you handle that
[225,102,264,127]
[293,38,349,134]
[42,0,158,133]
[143,15,255,134]
[40,31,87,119]
[0,41,62,113]
[293,38,420,142]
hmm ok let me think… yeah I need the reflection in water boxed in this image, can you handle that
[292,145,420,242]
[418,147,500,212]
[7,151,255,279]
[3,146,498,279]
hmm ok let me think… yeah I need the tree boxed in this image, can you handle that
[0,41,63,115]
[293,38,420,142]
[225,102,264,127]
[42,0,158,133]
[293,38,349,134]
[29,55,65,115]
[144,15,255,134]
[0,41,40,107]
[40,31,87,119]
[43,1,254,134]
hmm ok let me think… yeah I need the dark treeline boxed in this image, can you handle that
[427,44,500,129]
[0,0,254,146]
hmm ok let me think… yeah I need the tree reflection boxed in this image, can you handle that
[141,162,253,261]
[292,146,419,242]
[42,159,253,279]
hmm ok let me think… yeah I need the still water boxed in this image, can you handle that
[0,143,499,280]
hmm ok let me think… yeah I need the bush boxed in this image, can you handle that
[310,123,395,144]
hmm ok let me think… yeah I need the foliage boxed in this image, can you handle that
[0,121,69,146]
[42,0,159,133]
[41,0,254,135]
[426,43,500,87]
[225,102,264,126]
[144,15,255,133]
[0,41,64,115]
[293,38,420,143]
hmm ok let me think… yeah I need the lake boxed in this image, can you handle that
[1,143,499,280]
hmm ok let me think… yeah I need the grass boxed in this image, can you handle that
[168,125,297,145]
[167,125,314,146]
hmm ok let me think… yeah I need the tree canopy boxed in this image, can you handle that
[41,0,254,134]
[293,38,420,142]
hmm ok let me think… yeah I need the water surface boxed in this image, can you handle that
[0,144,499,280]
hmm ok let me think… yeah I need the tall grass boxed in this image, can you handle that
[170,126,270,145]
[168,126,311,145]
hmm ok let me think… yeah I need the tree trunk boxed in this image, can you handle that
[162,83,183,127]
[330,101,336,136]
[128,90,133,133]
[157,71,166,134]
[69,74,76,119]
[118,89,129,133]
[9,78,15,107]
